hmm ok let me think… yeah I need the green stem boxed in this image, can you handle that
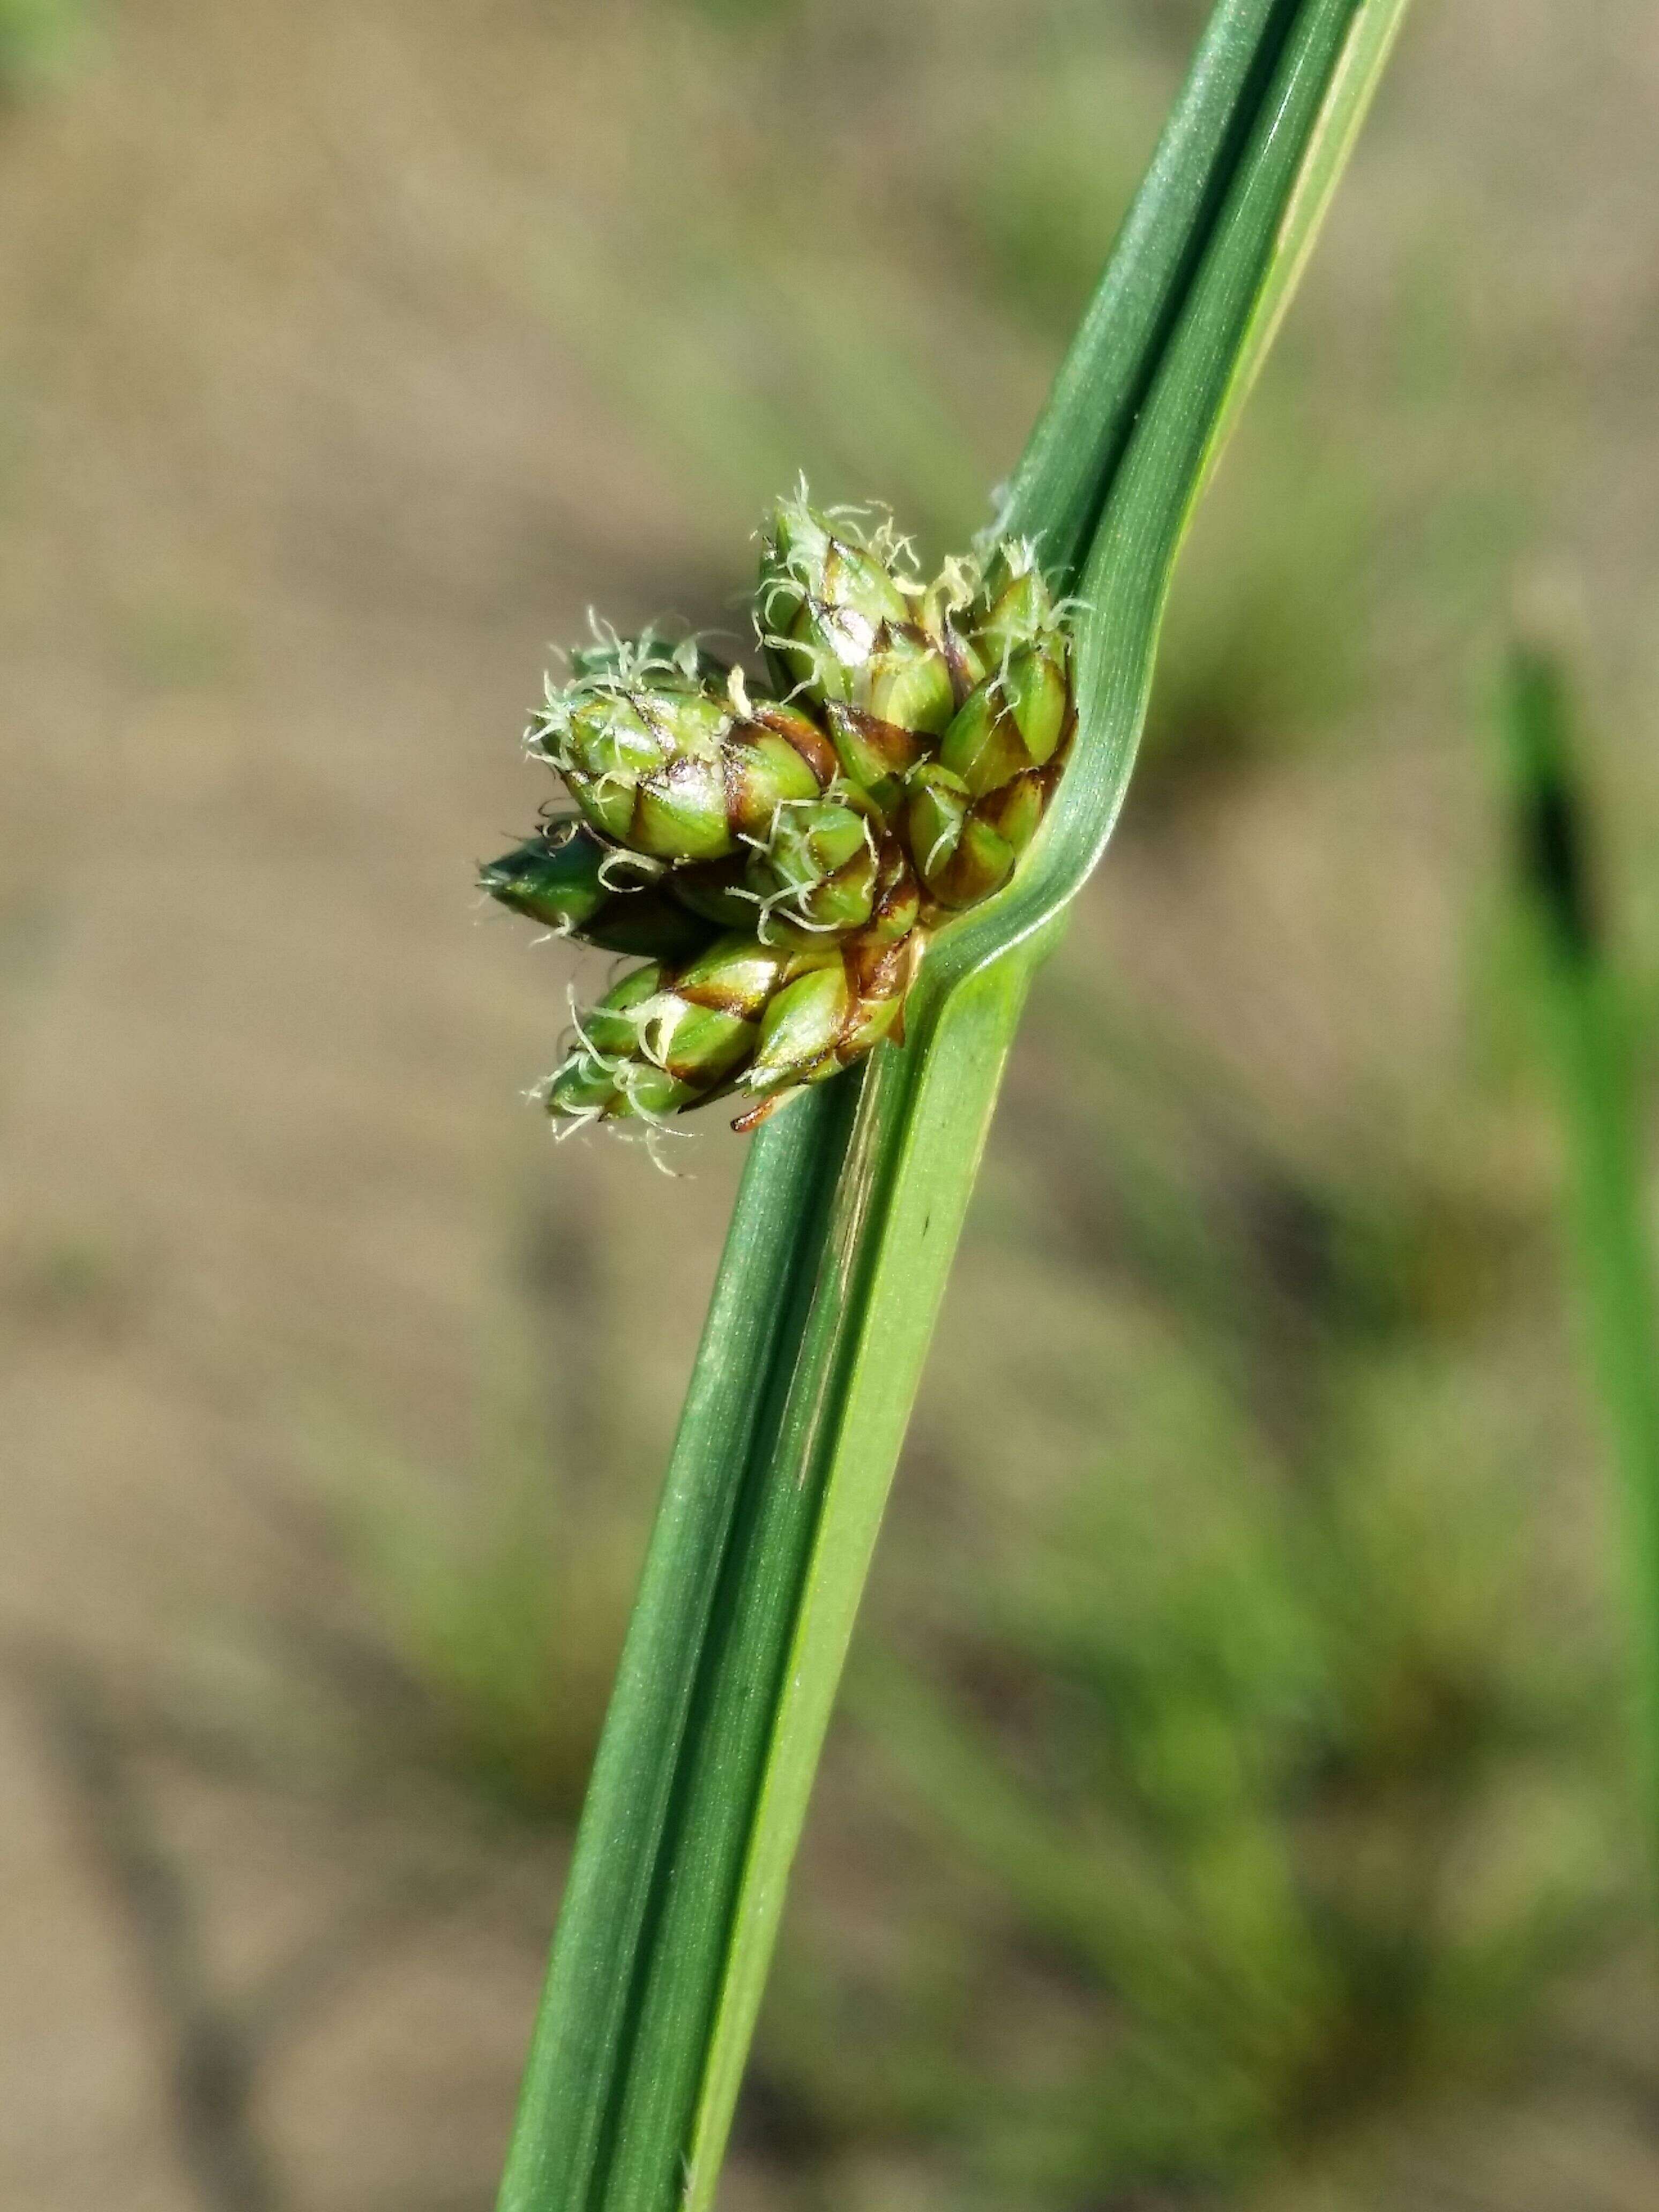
[1501,648,1659,1843]
[684,9,1393,2191]
[496,5,1414,2206]
[492,1078,855,2209]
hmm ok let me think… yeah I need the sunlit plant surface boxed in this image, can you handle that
[488,5,1419,2207]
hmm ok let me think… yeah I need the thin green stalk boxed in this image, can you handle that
[497,6,1413,2207]
[1500,647,1659,1843]
[492,1076,855,2211]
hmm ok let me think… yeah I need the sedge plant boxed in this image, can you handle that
[485,4,1415,2206]
[1499,647,1659,1850]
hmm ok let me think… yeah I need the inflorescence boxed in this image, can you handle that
[480,490,1075,1139]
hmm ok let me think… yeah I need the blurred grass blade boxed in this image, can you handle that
[497,6,1411,2208]
[1499,647,1659,1840]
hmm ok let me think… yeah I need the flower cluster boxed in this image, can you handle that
[481,492,1074,1136]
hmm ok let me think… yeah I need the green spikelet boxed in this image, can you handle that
[544,937,790,1127]
[543,918,914,1135]
[652,803,899,947]
[479,822,718,960]
[731,930,912,1130]
[756,492,956,812]
[532,647,838,864]
[903,764,1019,911]
[743,798,880,939]
[907,539,1074,911]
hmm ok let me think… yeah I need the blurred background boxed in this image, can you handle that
[3,2,1658,2207]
